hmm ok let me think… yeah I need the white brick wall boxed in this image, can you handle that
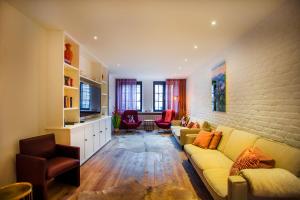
[188,0,300,148]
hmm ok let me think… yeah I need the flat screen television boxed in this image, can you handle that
[80,81,101,117]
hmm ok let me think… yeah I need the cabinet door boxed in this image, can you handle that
[70,127,85,164]
[99,119,106,147]
[105,117,112,142]
[84,124,94,160]
[93,121,100,151]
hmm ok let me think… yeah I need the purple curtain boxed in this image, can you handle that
[116,79,137,112]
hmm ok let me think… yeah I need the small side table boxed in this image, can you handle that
[144,119,155,131]
[0,182,33,200]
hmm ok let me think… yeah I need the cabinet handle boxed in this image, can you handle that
[93,134,95,136]
[85,139,87,141]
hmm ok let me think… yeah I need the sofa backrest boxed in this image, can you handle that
[189,117,210,131]
[215,125,235,152]
[254,138,300,177]
[223,130,260,161]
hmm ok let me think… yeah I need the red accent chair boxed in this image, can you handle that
[16,134,80,200]
[121,110,142,130]
[155,110,175,129]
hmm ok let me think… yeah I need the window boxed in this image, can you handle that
[153,81,166,111]
[136,81,142,111]
[80,83,90,110]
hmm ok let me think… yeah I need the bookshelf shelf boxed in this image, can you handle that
[64,85,78,90]
[64,107,79,111]
[64,63,79,71]
[80,75,102,85]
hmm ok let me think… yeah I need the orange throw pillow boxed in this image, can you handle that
[193,131,214,148]
[208,131,222,149]
[187,121,195,128]
[191,122,200,129]
[229,147,275,176]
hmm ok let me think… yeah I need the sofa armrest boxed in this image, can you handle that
[56,144,80,160]
[171,120,181,126]
[179,128,200,145]
[184,134,198,145]
[228,176,248,200]
[16,154,47,184]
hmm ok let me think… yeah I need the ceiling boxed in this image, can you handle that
[8,0,284,79]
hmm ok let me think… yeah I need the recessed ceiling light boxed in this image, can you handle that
[194,45,198,49]
[93,36,98,40]
[211,20,217,26]
[184,58,188,62]
[178,66,182,70]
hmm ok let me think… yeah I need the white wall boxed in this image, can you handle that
[108,75,165,113]
[188,0,300,148]
[0,1,48,184]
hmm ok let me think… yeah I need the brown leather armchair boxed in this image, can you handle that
[16,134,80,200]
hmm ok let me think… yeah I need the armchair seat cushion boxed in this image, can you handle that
[47,157,79,179]
[241,168,300,198]
[203,168,230,198]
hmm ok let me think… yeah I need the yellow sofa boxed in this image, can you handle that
[171,117,210,147]
[184,125,300,200]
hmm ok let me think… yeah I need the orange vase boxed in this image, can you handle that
[64,43,73,65]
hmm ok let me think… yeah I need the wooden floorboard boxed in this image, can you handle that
[48,130,213,200]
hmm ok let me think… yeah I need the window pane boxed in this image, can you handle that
[159,94,163,101]
[137,102,140,110]
[155,102,158,110]
[155,94,158,101]
[158,85,163,93]
[158,102,163,110]
[155,85,158,92]
[136,94,140,101]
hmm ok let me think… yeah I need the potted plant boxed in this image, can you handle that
[112,107,121,133]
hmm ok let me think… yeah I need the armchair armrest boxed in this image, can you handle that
[228,176,248,200]
[171,120,181,126]
[184,134,198,145]
[180,128,201,145]
[16,154,47,184]
[56,144,80,160]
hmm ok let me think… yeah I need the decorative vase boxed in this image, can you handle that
[114,128,120,133]
[64,43,73,65]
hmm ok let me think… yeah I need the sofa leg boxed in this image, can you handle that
[56,166,80,187]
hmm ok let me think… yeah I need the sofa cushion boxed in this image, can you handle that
[208,131,222,149]
[241,168,300,198]
[193,131,214,148]
[229,147,275,176]
[215,126,234,152]
[191,152,233,170]
[184,144,217,156]
[223,130,259,161]
[203,168,230,198]
[47,156,79,179]
[254,138,300,177]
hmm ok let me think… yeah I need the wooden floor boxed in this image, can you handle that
[48,130,212,200]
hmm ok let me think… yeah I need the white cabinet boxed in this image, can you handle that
[84,124,94,160]
[70,127,85,165]
[93,121,100,151]
[99,119,106,147]
[50,116,112,165]
[105,117,112,141]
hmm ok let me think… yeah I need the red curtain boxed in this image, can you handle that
[115,79,137,112]
[166,79,186,119]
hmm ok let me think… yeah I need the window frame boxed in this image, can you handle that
[153,81,166,112]
[136,81,142,112]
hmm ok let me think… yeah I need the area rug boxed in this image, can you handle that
[78,179,197,200]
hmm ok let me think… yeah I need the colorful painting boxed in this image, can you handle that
[212,62,226,112]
